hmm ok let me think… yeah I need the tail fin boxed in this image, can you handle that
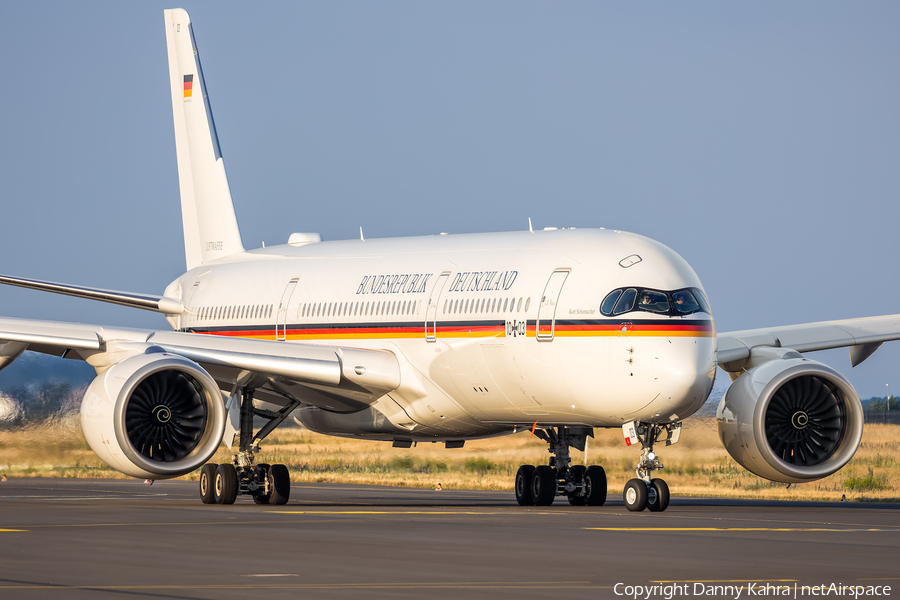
[164,8,244,270]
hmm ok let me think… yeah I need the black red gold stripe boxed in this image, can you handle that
[184,319,713,341]
[532,319,714,338]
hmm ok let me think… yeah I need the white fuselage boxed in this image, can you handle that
[166,228,717,441]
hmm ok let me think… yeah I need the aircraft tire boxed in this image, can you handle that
[515,465,535,505]
[199,463,217,504]
[269,464,290,505]
[647,478,670,512]
[584,465,607,506]
[567,465,587,506]
[215,463,238,505]
[623,478,648,512]
[532,465,556,506]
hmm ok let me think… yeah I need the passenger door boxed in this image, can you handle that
[276,279,298,341]
[536,269,569,341]
[425,272,450,342]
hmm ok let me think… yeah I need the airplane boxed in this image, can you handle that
[1,7,899,511]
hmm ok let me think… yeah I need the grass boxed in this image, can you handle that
[1,415,898,502]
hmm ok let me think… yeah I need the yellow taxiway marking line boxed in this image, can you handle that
[0,519,346,530]
[640,512,899,530]
[586,527,893,532]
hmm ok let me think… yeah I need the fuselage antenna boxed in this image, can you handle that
[360,227,365,242]
[528,218,533,233]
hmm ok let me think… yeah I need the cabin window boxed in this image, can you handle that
[525,298,530,312]
[517,298,522,312]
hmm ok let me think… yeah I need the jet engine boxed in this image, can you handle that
[716,355,863,483]
[80,352,226,479]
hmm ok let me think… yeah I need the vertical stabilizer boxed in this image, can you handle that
[164,8,244,270]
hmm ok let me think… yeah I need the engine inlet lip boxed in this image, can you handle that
[753,361,863,481]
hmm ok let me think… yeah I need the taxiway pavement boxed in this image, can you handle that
[0,478,897,599]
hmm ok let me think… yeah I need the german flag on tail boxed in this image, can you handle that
[183,74,193,98]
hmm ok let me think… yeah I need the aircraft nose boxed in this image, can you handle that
[653,337,716,419]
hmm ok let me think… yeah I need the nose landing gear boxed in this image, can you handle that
[621,421,680,512]
[514,427,607,507]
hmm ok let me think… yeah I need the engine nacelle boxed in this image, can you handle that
[717,356,863,483]
[80,353,226,479]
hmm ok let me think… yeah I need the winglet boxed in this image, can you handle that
[164,8,244,270]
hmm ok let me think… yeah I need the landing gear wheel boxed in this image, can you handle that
[268,464,290,505]
[214,463,238,505]
[567,465,586,506]
[532,465,556,506]
[623,478,648,512]
[253,463,271,505]
[199,463,217,504]
[584,465,607,506]
[647,478,670,512]
[515,465,536,506]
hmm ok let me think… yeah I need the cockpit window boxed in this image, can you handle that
[691,288,711,314]
[613,288,637,315]
[600,286,711,317]
[600,289,622,315]
[672,289,701,314]
[637,290,670,313]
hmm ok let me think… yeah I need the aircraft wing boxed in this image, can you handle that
[717,313,900,367]
[0,316,401,413]
[0,274,185,314]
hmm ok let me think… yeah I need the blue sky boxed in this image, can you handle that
[1,2,899,398]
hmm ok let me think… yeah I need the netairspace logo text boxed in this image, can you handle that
[614,582,892,600]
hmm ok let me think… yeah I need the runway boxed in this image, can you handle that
[1,478,897,599]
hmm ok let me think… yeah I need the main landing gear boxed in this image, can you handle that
[514,427,607,507]
[199,387,299,505]
[620,421,681,512]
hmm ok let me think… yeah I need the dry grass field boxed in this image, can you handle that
[1,416,897,502]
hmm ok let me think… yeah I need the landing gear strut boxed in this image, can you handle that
[199,387,298,505]
[621,421,680,512]
[514,427,606,507]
